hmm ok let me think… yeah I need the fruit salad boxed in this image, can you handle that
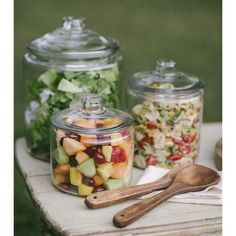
[51,118,133,197]
[25,64,120,161]
[132,95,202,169]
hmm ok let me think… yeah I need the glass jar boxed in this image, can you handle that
[23,16,122,161]
[51,94,134,197]
[128,59,204,169]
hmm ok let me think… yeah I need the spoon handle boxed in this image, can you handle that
[85,176,171,209]
[113,183,185,228]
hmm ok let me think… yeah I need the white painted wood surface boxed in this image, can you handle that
[15,123,222,236]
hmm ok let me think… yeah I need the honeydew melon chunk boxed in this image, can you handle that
[52,147,69,165]
[76,158,96,177]
[103,179,124,190]
[97,163,113,180]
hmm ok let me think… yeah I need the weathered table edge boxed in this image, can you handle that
[15,122,222,236]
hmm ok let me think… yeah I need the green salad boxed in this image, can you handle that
[132,95,202,169]
[25,64,120,160]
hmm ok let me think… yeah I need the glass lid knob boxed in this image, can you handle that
[154,59,176,73]
[81,94,105,115]
[62,16,86,31]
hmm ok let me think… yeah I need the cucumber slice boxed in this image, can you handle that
[57,78,82,93]
[52,147,69,164]
[38,69,57,86]
[76,158,96,177]
[103,179,124,190]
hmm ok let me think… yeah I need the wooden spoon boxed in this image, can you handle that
[85,164,192,209]
[113,164,220,228]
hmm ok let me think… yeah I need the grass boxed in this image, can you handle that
[14,0,221,235]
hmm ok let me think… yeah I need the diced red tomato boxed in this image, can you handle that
[146,155,157,166]
[137,141,145,150]
[111,146,126,163]
[172,138,184,146]
[179,145,191,155]
[143,135,153,145]
[182,134,192,144]
[146,122,158,129]
[167,154,182,161]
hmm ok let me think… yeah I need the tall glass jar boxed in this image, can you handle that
[23,16,123,161]
[51,94,134,197]
[128,59,204,169]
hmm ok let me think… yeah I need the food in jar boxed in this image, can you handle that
[51,118,133,197]
[25,65,120,160]
[132,93,202,169]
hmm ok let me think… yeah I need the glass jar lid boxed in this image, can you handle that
[52,94,132,134]
[129,59,204,95]
[28,16,119,60]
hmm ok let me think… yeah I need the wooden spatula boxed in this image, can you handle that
[113,164,220,228]
[85,164,192,209]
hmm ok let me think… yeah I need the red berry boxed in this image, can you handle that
[85,146,98,156]
[111,146,126,163]
[167,154,182,161]
[172,138,183,146]
[146,155,157,166]
[179,145,191,155]
[93,151,106,164]
[93,185,105,193]
[143,135,153,145]
[82,176,95,186]
[182,134,192,144]
[146,122,158,129]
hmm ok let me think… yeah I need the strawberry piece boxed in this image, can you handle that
[146,122,158,129]
[143,135,153,145]
[146,155,157,166]
[179,145,191,155]
[111,146,126,163]
[167,154,182,161]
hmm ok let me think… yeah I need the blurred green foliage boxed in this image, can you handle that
[14,0,221,235]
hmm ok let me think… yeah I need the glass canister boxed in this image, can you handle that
[23,16,122,161]
[128,59,204,169]
[51,94,134,197]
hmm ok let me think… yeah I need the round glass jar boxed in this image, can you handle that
[23,16,122,161]
[128,59,204,169]
[51,94,134,197]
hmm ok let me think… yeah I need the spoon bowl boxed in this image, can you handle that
[113,164,220,228]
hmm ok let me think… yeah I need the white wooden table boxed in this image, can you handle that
[15,123,222,236]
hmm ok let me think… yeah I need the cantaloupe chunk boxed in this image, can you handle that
[63,138,86,155]
[75,151,89,164]
[54,164,70,175]
[80,134,97,146]
[111,133,123,146]
[53,173,66,184]
[93,175,104,187]
[111,161,129,179]
[74,118,96,128]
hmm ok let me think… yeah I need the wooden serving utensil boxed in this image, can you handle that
[85,164,192,209]
[113,164,220,228]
